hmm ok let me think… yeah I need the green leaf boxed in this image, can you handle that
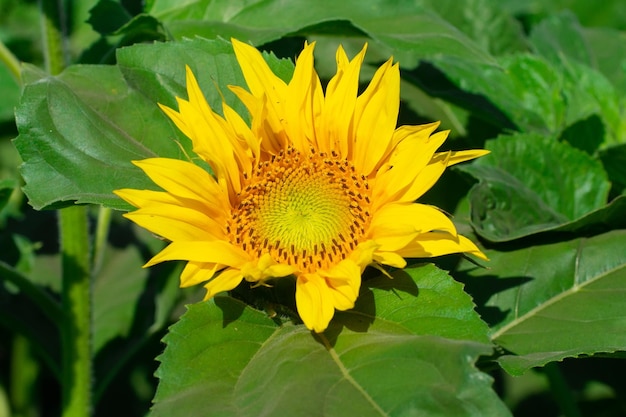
[459,230,626,376]
[92,236,150,353]
[150,264,506,416]
[420,0,527,56]
[148,0,496,66]
[461,133,612,242]
[529,11,593,67]
[350,264,490,343]
[13,38,293,210]
[584,27,626,93]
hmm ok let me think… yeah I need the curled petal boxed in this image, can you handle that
[181,261,222,288]
[203,268,245,299]
[397,232,488,261]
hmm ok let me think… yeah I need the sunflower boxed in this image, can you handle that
[114,39,488,333]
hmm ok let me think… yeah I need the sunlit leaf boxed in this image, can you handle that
[458,230,626,375]
[461,133,612,241]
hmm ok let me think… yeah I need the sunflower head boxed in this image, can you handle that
[115,39,488,333]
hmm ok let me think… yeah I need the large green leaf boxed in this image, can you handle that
[461,133,612,241]
[148,0,496,67]
[13,38,292,210]
[459,230,626,376]
[150,264,508,416]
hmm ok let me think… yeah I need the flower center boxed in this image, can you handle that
[228,147,371,273]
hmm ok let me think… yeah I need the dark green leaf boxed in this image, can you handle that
[150,264,506,416]
[599,144,626,192]
[459,230,626,375]
[461,133,611,241]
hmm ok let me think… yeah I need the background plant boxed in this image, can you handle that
[1,0,625,416]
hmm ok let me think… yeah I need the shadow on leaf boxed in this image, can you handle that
[321,267,420,346]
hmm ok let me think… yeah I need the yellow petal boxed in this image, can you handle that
[352,59,400,176]
[295,274,335,333]
[369,202,458,252]
[372,128,448,208]
[285,41,323,153]
[203,268,244,299]
[240,253,295,282]
[144,240,250,268]
[123,204,224,242]
[132,158,227,212]
[181,261,222,287]
[373,251,407,268]
[231,39,289,151]
[231,39,287,104]
[114,189,177,209]
[444,149,490,166]
[321,44,367,156]
[319,259,361,311]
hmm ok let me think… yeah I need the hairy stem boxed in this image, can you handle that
[59,206,92,417]
[39,2,93,416]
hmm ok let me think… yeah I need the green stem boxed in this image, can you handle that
[92,207,111,276]
[39,0,68,75]
[59,206,92,417]
[544,362,582,417]
[39,1,92,415]
[0,40,21,84]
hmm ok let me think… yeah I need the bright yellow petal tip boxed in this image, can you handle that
[114,39,488,333]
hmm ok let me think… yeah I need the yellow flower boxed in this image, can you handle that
[115,39,488,333]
